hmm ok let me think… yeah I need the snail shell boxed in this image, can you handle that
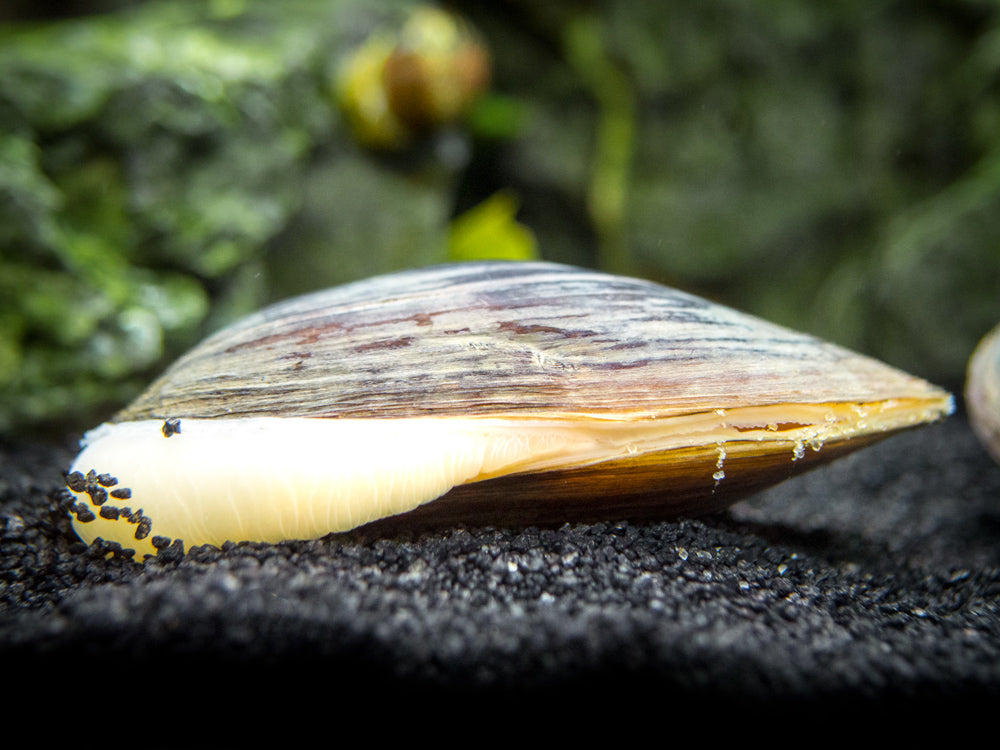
[336,7,490,149]
[66,262,953,556]
[966,322,1000,465]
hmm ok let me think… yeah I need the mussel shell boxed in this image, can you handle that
[967,322,1000,465]
[119,262,947,422]
[67,262,953,554]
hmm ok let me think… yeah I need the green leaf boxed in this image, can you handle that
[448,191,538,262]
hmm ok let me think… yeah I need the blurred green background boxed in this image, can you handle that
[1,0,998,438]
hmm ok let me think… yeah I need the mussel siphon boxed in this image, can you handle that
[66,262,953,556]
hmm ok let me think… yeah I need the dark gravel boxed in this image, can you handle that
[2,415,999,720]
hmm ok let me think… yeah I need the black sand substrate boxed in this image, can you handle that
[2,414,999,722]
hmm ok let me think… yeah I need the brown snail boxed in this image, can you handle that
[335,6,491,149]
[65,261,953,557]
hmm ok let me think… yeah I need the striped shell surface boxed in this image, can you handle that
[66,262,953,556]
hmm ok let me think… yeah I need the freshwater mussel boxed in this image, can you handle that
[65,261,953,556]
